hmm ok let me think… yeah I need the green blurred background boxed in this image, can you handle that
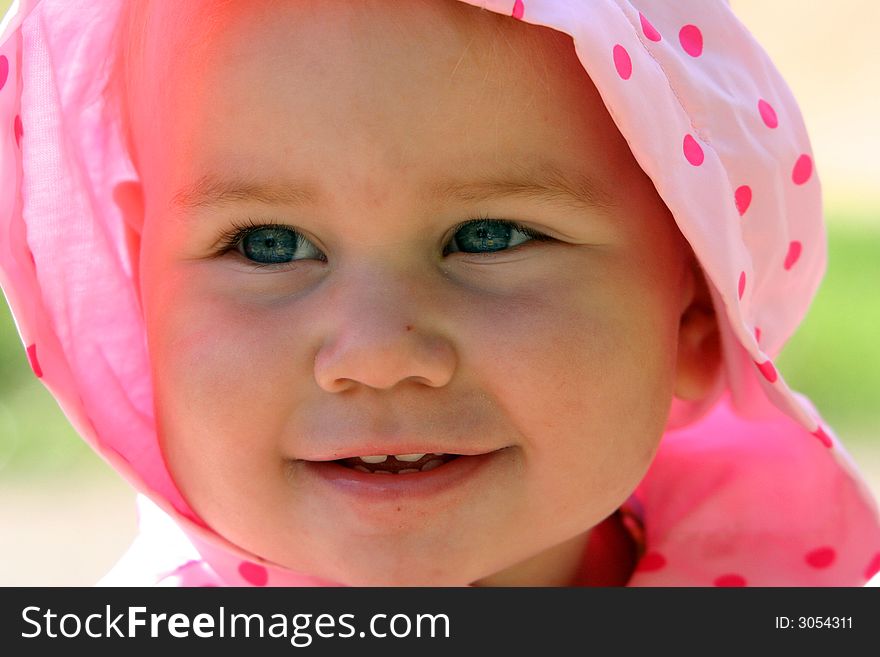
[1,0,878,585]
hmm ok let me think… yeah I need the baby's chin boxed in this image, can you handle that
[197,501,499,586]
[314,552,490,587]
[260,556,476,587]
[263,540,495,587]
[333,569,475,587]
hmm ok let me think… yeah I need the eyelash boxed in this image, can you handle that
[447,215,552,253]
[212,213,553,266]
[216,217,318,269]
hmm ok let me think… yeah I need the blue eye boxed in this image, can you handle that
[239,226,299,264]
[217,217,550,267]
[223,223,323,265]
[446,218,549,255]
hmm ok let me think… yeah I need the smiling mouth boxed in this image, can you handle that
[334,453,461,474]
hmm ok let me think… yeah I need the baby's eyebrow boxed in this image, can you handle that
[429,162,617,214]
[169,162,617,216]
[170,174,319,214]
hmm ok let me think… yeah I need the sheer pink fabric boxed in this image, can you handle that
[1,0,878,586]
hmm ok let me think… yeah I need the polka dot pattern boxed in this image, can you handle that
[26,344,43,378]
[14,115,23,148]
[754,326,762,343]
[683,134,704,166]
[511,0,524,20]
[812,425,833,448]
[804,546,835,569]
[238,561,268,586]
[792,154,813,185]
[714,574,747,587]
[865,553,880,581]
[679,25,703,57]
[636,552,667,572]
[738,272,746,300]
[784,241,802,270]
[0,55,8,92]
[613,45,632,80]
[735,185,752,216]
[758,99,778,129]
[755,360,777,383]
[639,13,661,42]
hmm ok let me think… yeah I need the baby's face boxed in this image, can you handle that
[134,0,698,585]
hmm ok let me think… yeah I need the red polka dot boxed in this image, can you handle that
[0,55,8,92]
[714,574,746,587]
[805,546,836,569]
[758,99,778,129]
[14,114,23,148]
[738,272,746,300]
[511,0,524,20]
[679,24,703,57]
[636,552,667,572]
[784,240,802,270]
[812,425,833,448]
[864,552,880,581]
[792,154,813,185]
[26,344,43,378]
[683,134,704,166]
[735,185,752,216]
[238,561,268,586]
[754,326,761,343]
[613,45,632,80]
[755,360,778,383]
[639,13,662,42]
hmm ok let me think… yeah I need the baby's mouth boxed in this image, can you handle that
[307,450,501,503]
[335,453,460,474]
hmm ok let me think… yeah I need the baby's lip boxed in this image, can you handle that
[297,443,501,462]
[300,448,505,506]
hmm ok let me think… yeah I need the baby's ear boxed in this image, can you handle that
[673,256,721,403]
[113,180,145,303]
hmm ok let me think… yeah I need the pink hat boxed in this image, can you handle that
[1,0,878,586]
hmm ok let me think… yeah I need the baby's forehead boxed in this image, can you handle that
[126,0,665,246]
[128,2,603,181]
[132,0,574,103]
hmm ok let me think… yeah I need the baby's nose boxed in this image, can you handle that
[312,271,457,393]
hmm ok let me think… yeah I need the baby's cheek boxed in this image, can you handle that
[502,282,674,504]
[148,291,301,447]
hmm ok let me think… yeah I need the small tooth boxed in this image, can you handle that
[353,465,371,473]
[359,455,388,464]
[394,453,425,462]
[373,469,392,475]
[420,458,444,472]
[398,468,420,474]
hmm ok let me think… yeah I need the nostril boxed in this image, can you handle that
[313,329,457,392]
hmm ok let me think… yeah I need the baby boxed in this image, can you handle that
[1,0,878,586]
